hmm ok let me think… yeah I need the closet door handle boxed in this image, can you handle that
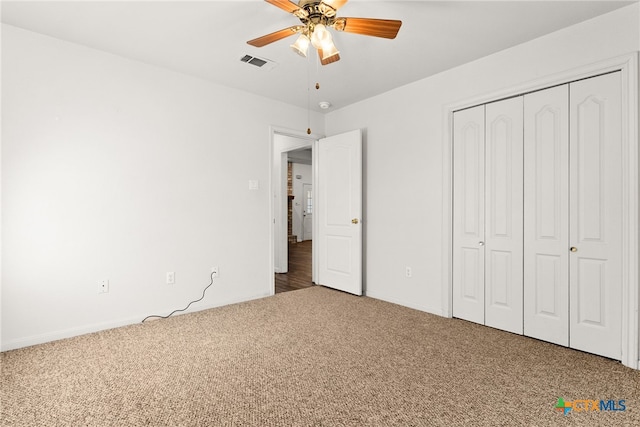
[570,247,578,252]
[479,241,485,246]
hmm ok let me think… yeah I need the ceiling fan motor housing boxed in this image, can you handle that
[296,0,338,29]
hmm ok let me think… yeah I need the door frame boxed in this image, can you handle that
[442,53,639,369]
[269,126,321,292]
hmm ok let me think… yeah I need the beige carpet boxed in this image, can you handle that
[1,286,639,426]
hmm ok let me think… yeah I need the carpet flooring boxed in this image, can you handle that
[2,286,639,426]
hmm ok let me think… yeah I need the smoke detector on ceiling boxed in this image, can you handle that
[319,101,332,109]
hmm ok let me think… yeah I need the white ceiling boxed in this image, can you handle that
[1,1,635,112]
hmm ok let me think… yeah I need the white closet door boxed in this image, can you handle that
[484,97,524,334]
[453,105,485,324]
[569,72,622,360]
[523,85,570,346]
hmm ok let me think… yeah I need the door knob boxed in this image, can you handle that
[352,218,359,224]
[570,247,578,252]
[479,241,485,246]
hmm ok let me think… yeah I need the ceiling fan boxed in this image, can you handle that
[247,0,402,65]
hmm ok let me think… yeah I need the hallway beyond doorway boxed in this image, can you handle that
[275,240,312,293]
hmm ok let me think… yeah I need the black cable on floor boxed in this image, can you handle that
[142,272,215,323]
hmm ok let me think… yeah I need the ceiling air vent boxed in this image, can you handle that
[240,54,278,71]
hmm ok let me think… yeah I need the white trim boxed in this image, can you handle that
[367,290,444,317]
[441,52,639,369]
[312,139,319,284]
[268,126,322,295]
[1,292,269,352]
[441,107,454,319]
[619,54,639,370]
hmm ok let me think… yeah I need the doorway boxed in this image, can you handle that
[270,127,364,296]
[276,148,314,293]
[271,130,315,294]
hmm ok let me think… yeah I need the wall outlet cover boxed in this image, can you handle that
[99,279,109,294]
[166,272,175,284]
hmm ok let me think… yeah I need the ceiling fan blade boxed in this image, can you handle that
[318,49,341,65]
[247,26,303,47]
[321,0,349,11]
[333,17,402,39]
[265,0,302,14]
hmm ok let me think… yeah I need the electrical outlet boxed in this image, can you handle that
[166,272,175,284]
[99,279,109,294]
[405,267,412,278]
[211,266,219,278]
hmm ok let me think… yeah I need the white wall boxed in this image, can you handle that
[292,163,312,241]
[1,24,324,350]
[325,4,640,315]
[3,4,639,351]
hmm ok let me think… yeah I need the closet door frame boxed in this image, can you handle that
[442,53,639,370]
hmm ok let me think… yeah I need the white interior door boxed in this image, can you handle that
[484,97,524,334]
[523,85,570,346]
[453,105,485,325]
[303,183,313,241]
[569,72,622,360]
[317,129,362,295]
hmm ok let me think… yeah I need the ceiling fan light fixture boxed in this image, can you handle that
[290,34,310,57]
[248,0,402,66]
[310,24,332,49]
[320,40,340,60]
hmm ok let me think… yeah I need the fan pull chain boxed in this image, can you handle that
[308,53,321,134]
[314,82,321,134]
[315,55,321,131]
[307,52,311,134]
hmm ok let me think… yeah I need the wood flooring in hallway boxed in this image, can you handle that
[275,240,313,293]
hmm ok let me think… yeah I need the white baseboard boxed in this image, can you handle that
[1,292,270,352]
[365,290,444,317]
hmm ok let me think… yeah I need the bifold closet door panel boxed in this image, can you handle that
[569,72,622,360]
[523,85,570,346]
[453,105,485,325]
[484,97,524,334]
